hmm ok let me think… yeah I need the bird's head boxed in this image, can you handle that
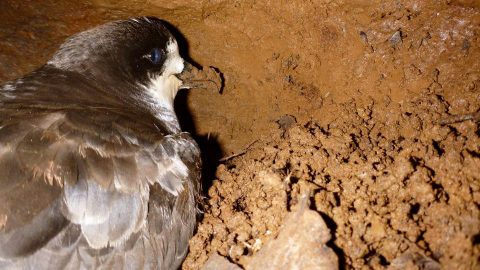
[47,17,195,110]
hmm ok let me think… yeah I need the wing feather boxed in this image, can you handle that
[0,70,201,269]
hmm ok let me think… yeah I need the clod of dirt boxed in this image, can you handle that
[276,114,297,136]
[244,208,338,270]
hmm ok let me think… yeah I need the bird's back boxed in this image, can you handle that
[0,67,202,270]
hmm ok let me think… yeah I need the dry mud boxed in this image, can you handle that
[185,94,480,269]
[0,0,479,269]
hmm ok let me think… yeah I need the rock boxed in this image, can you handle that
[245,208,338,270]
[389,252,440,270]
[389,30,403,47]
[202,253,242,270]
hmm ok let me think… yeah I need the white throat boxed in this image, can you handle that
[142,39,185,133]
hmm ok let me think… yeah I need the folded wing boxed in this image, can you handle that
[0,107,201,269]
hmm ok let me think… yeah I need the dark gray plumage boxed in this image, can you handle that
[0,17,202,269]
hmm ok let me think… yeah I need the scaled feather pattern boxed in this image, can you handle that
[0,17,201,270]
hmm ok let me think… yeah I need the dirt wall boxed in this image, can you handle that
[0,0,479,269]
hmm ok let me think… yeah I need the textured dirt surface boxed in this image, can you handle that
[185,94,480,269]
[1,0,479,269]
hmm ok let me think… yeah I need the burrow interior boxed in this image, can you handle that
[1,1,479,269]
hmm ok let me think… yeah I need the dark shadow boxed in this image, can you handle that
[174,90,223,190]
[164,21,224,194]
[308,192,346,269]
[473,233,480,245]
[318,212,347,270]
[210,66,225,94]
[160,20,199,67]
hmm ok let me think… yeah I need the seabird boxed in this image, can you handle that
[0,16,211,269]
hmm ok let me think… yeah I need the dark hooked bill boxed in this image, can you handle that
[177,62,222,93]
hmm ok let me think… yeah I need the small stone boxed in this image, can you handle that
[389,252,440,270]
[244,209,338,270]
[390,30,403,47]
[359,31,369,44]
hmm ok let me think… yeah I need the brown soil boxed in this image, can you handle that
[1,0,479,269]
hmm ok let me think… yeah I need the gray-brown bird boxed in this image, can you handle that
[0,17,208,269]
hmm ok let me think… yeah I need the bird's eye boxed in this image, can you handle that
[150,48,163,64]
